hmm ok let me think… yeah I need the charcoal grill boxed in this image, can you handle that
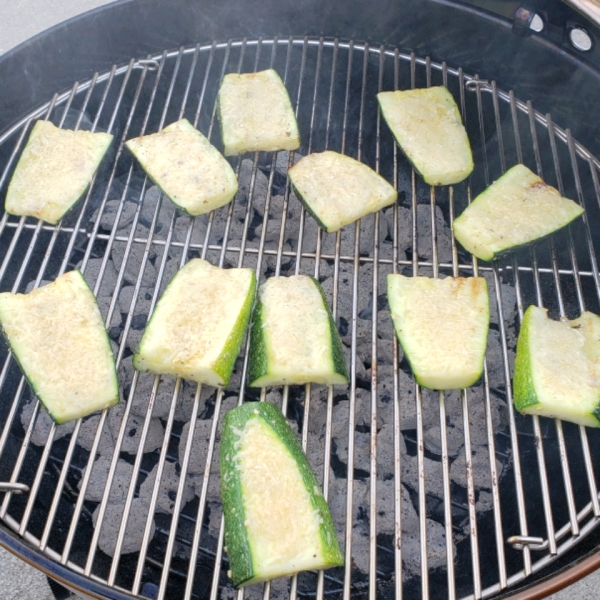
[3,2,600,599]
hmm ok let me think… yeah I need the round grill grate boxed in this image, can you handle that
[1,37,600,600]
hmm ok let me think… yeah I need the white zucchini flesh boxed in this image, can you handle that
[217,69,300,156]
[248,275,348,387]
[125,118,238,216]
[5,120,113,224]
[288,151,397,233]
[133,258,255,387]
[0,271,118,424]
[377,87,473,186]
[513,306,600,427]
[452,164,585,261]
[238,416,327,581]
[387,275,489,390]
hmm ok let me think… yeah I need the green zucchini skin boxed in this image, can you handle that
[312,277,348,380]
[220,401,343,587]
[247,276,348,387]
[512,307,537,412]
[212,273,257,384]
[247,299,269,387]
[290,182,330,232]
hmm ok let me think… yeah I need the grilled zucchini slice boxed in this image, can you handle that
[133,259,255,387]
[288,151,397,233]
[0,271,118,424]
[5,120,113,224]
[125,118,238,216]
[248,275,348,387]
[452,164,584,261]
[513,306,600,427]
[377,87,473,186]
[220,401,344,587]
[387,275,489,390]
[217,69,300,156]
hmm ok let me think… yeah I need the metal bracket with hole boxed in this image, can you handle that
[0,483,29,494]
[133,59,161,71]
[508,535,550,551]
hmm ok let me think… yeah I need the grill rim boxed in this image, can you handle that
[1,35,600,600]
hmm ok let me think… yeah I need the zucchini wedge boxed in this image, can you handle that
[513,306,600,427]
[452,164,584,261]
[248,275,348,387]
[133,258,255,387]
[377,87,473,186]
[0,271,118,424]
[217,69,300,156]
[220,401,343,587]
[125,118,238,216]
[288,151,397,233]
[387,275,489,390]
[5,120,113,224]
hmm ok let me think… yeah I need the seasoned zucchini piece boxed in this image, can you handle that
[0,271,118,424]
[288,150,397,233]
[248,275,348,387]
[133,258,255,387]
[377,87,473,186]
[5,120,112,224]
[125,118,238,216]
[217,69,300,156]
[452,164,584,261]
[220,401,344,587]
[387,275,489,390]
[513,306,600,427]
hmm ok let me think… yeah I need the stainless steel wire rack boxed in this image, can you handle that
[1,37,600,600]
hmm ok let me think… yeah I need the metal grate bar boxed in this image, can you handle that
[566,131,600,518]
[408,50,430,600]
[82,55,170,576]
[55,59,151,567]
[0,84,89,523]
[471,77,535,579]
[460,71,508,594]
[108,47,189,589]
[38,68,121,552]
[544,113,583,538]
[513,168,560,563]
[390,48,404,600]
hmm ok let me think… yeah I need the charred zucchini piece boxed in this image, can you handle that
[5,120,112,224]
[220,401,344,587]
[133,258,255,387]
[513,306,600,427]
[248,275,348,387]
[387,274,489,390]
[452,164,584,261]
[0,271,118,424]
[125,118,238,216]
[288,150,397,233]
[377,87,473,186]
[217,69,300,156]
